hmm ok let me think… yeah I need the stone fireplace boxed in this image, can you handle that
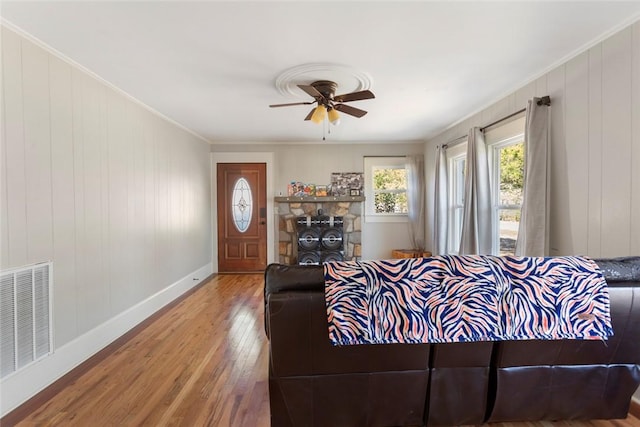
[275,196,363,265]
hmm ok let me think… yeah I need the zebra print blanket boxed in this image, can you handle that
[323,256,612,346]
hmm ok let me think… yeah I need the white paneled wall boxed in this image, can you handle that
[426,21,640,258]
[0,26,212,348]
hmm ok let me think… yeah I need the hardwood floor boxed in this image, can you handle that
[7,273,640,427]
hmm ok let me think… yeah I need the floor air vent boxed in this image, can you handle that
[1,262,52,379]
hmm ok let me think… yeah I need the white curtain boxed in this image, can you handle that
[406,155,425,250]
[459,127,492,255]
[515,98,550,256]
[433,145,448,255]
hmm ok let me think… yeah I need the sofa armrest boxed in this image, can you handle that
[264,263,324,295]
[263,263,324,337]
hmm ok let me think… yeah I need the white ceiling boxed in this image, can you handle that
[2,1,640,144]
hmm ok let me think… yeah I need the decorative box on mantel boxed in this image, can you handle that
[275,196,364,265]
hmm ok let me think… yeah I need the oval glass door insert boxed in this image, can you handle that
[232,177,253,233]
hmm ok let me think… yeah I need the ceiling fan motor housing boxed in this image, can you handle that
[310,80,338,103]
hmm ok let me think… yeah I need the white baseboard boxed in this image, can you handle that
[0,262,213,416]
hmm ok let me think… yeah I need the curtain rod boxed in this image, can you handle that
[441,95,551,148]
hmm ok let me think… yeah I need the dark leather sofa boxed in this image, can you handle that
[264,257,640,426]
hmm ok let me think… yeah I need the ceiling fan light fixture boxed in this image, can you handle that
[328,108,340,126]
[269,79,374,124]
[310,104,327,124]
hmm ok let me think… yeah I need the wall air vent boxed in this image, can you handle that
[0,262,52,379]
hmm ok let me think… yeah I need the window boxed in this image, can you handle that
[489,137,524,255]
[231,177,252,233]
[447,145,466,254]
[364,157,408,222]
[446,117,525,255]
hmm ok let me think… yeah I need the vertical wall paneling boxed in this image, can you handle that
[469,113,482,129]
[547,65,568,255]
[535,75,548,98]
[587,44,603,257]
[98,81,111,322]
[80,74,107,332]
[164,124,176,280]
[3,26,214,414]
[480,96,511,135]
[2,28,28,267]
[493,97,513,127]
[425,21,639,259]
[507,93,518,118]
[151,116,162,289]
[21,40,53,265]
[128,103,145,301]
[0,32,10,267]
[137,105,150,297]
[515,81,536,110]
[564,52,590,254]
[168,126,181,280]
[197,141,212,266]
[49,55,78,346]
[173,128,184,277]
[1,25,212,383]
[143,111,156,296]
[155,117,169,284]
[0,115,7,267]
[631,22,640,255]
[601,28,632,256]
[107,91,130,314]
[480,100,495,126]
[71,68,85,341]
[169,124,180,280]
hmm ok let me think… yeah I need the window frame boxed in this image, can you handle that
[444,116,526,255]
[363,156,408,223]
[446,144,467,254]
[485,117,526,255]
[487,136,524,255]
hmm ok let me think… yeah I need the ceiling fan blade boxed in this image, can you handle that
[334,90,375,103]
[298,84,323,99]
[303,108,315,121]
[269,101,314,108]
[334,103,367,118]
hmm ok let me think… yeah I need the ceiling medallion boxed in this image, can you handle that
[275,63,373,98]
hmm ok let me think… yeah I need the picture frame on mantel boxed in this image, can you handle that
[331,172,363,197]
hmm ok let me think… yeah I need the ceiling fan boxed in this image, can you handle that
[269,80,375,125]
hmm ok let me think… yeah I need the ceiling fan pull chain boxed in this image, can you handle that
[323,118,326,141]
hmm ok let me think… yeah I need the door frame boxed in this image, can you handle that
[211,152,275,273]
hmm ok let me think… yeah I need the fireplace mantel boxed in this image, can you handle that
[275,196,365,203]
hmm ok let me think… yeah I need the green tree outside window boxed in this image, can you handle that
[373,167,408,214]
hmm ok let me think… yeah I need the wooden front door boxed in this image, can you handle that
[217,163,267,272]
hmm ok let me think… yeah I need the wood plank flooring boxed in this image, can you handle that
[9,273,640,427]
